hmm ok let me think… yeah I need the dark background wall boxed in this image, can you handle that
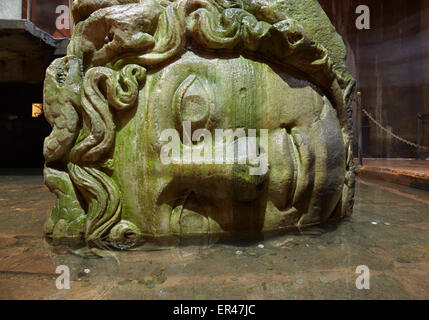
[0,83,51,168]
[0,1,70,168]
[319,0,429,159]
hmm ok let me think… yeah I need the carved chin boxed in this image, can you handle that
[111,53,348,239]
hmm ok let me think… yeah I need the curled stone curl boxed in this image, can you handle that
[70,64,146,164]
[107,64,146,111]
[69,0,339,94]
[44,62,145,246]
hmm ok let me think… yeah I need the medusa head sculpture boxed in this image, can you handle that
[43,0,356,248]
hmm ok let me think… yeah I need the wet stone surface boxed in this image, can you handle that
[0,174,429,299]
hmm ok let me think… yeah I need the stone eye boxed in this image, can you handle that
[173,74,211,132]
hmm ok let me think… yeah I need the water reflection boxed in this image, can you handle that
[0,175,428,299]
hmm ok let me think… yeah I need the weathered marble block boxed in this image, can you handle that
[43,0,356,248]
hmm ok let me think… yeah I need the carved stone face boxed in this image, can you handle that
[43,0,355,247]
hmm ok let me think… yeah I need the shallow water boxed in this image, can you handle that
[0,173,428,299]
